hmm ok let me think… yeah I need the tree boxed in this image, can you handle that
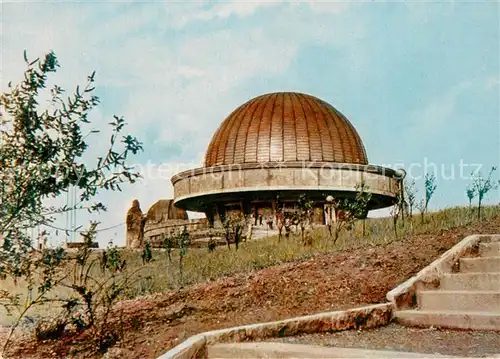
[329,182,371,243]
[424,173,437,214]
[0,51,142,353]
[469,166,499,220]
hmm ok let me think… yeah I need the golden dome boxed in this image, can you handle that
[204,92,368,167]
[146,199,188,222]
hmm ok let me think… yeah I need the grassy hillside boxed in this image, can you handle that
[4,205,500,359]
[123,205,500,295]
[1,205,498,328]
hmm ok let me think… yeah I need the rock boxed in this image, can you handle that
[103,347,134,358]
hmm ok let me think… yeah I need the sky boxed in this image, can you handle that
[1,0,499,246]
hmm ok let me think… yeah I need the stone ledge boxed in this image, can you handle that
[386,234,500,310]
[156,303,393,359]
[157,334,207,359]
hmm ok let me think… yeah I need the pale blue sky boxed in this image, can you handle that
[2,1,499,245]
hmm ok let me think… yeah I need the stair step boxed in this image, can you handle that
[395,310,500,330]
[459,257,500,273]
[418,290,500,312]
[440,273,500,291]
[480,242,500,257]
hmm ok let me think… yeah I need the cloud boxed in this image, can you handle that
[169,1,283,28]
[177,66,205,78]
[304,0,350,14]
[406,81,472,138]
[485,76,500,91]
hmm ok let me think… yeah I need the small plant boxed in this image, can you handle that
[390,192,401,239]
[222,213,246,250]
[177,226,190,285]
[207,238,217,252]
[58,224,140,354]
[163,232,174,262]
[466,186,475,208]
[416,198,426,225]
[296,194,314,244]
[104,240,127,273]
[276,207,285,241]
[141,241,153,264]
[207,227,217,252]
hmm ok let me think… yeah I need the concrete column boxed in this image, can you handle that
[271,199,277,227]
[216,204,227,224]
[241,199,251,216]
[205,208,216,228]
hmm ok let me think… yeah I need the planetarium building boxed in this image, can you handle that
[171,92,400,226]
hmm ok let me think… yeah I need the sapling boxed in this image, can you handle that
[177,226,190,285]
[162,232,173,262]
[330,182,371,243]
[141,241,153,264]
[404,179,417,221]
[469,166,499,220]
[296,194,314,244]
[424,173,437,214]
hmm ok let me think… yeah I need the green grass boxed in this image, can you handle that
[1,205,498,327]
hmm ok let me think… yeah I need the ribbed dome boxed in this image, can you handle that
[146,199,188,222]
[204,92,368,167]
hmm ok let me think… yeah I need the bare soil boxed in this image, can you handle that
[5,216,500,358]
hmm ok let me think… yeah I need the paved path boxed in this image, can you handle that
[208,342,455,358]
[251,227,279,240]
[266,323,500,357]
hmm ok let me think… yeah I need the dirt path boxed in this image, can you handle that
[6,216,500,358]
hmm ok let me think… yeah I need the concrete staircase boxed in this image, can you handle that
[395,240,500,330]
